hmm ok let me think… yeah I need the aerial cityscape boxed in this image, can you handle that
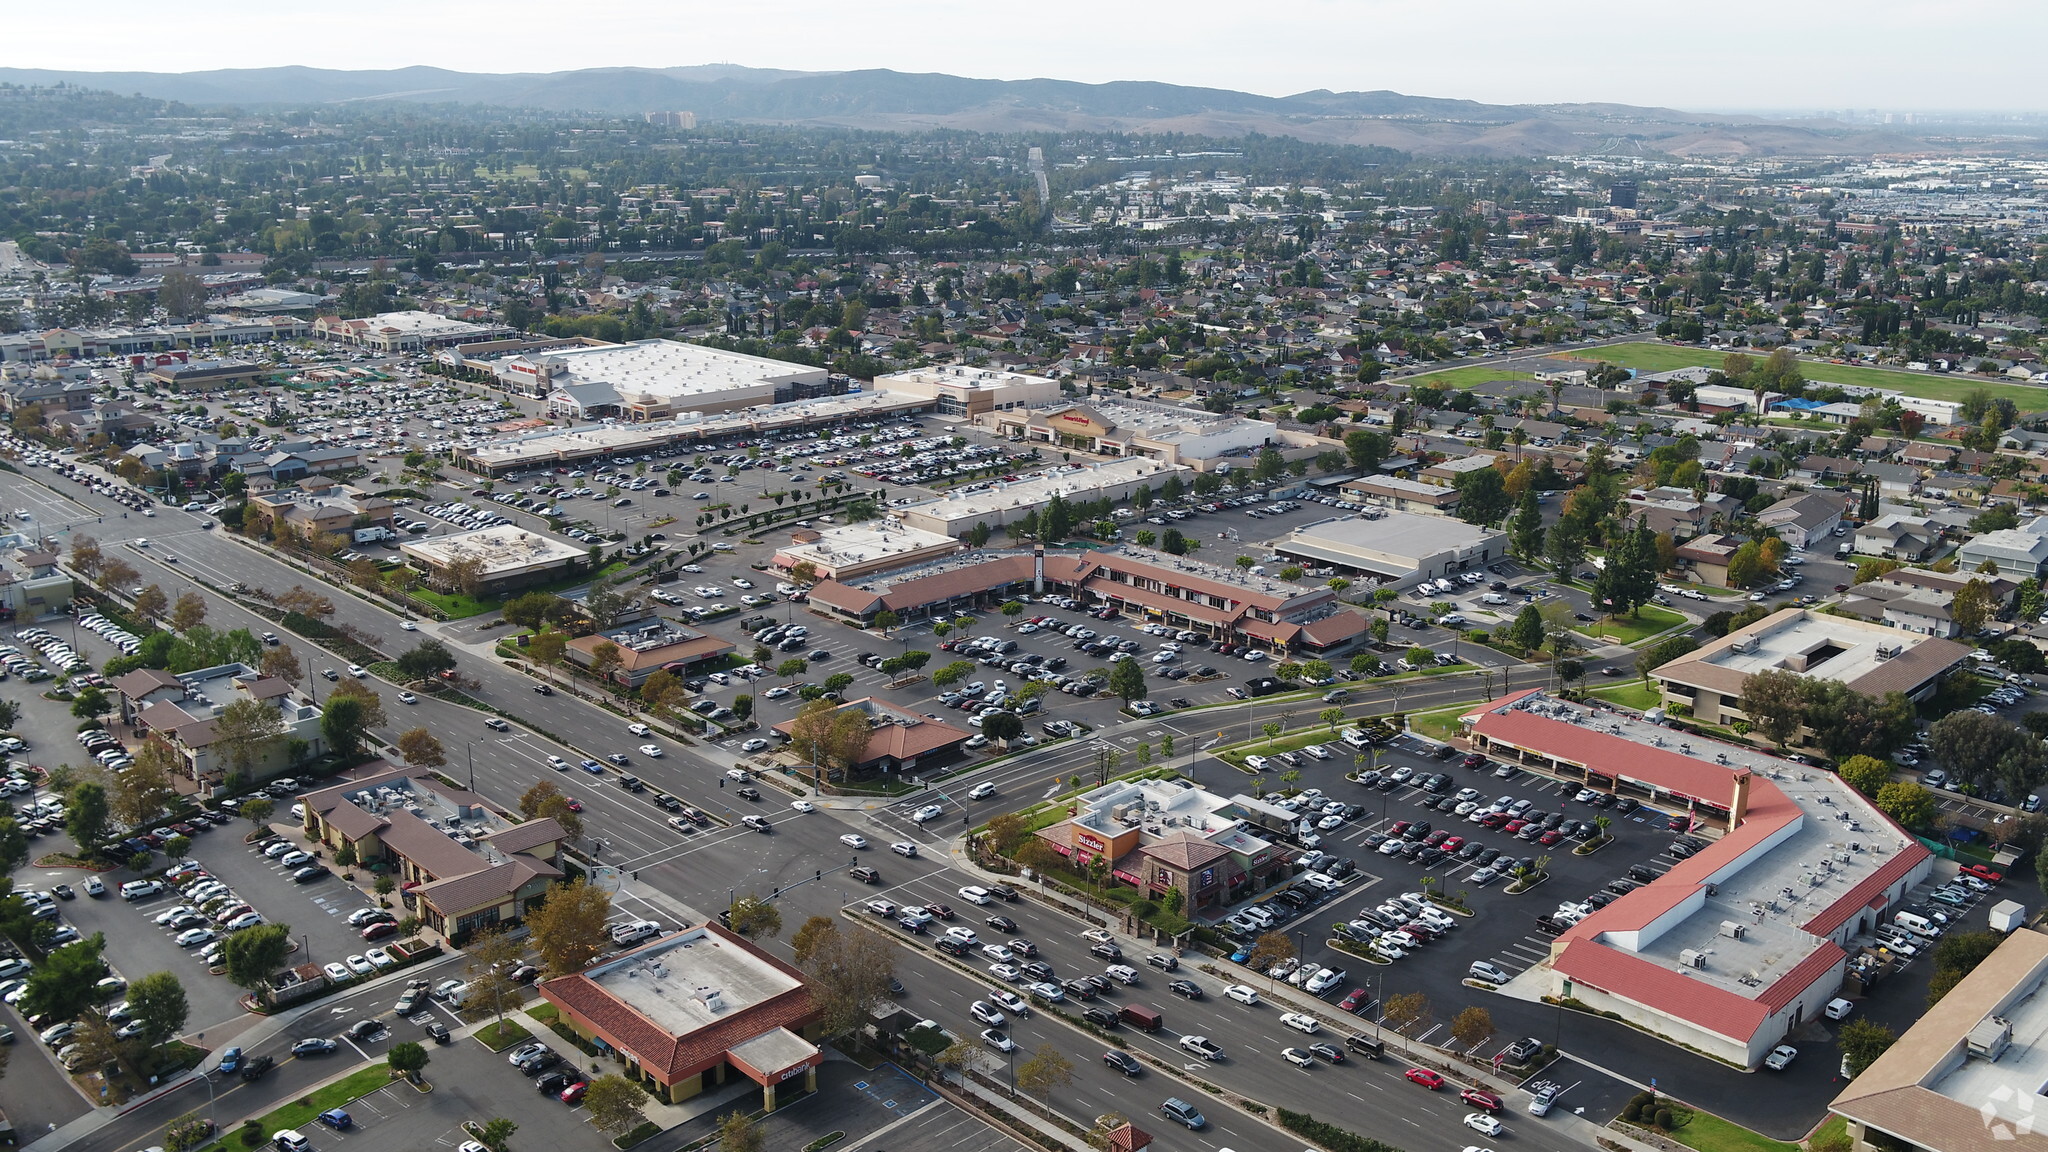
[5,15,2048,1152]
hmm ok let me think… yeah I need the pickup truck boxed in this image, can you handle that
[1178,1035,1223,1061]
[1534,915,1568,937]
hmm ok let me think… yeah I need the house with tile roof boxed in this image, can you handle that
[539,923,821,1109]
[112,662,325,784]
[1031,776,1294,913]
[300,766,567,940]
[1463,690,1931,1068]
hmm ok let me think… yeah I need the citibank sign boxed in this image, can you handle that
[776,1060,814,1083]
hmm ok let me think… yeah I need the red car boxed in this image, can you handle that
[360,922,398,942]
[1480,812,1511,829]
[1502,819,1527,836]
[1440,836,1465,853]
[1538,830,1564,846]
[1338,988,1373,1014]
[1406,1068,1445,1090]
[560,1081,589,1104]
[1461,1088,1504,1112]
[1962,865,2005,883]
[562,798,584,812]
[1389,820,1413,838]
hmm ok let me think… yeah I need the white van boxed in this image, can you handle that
[1894,911,1939,939]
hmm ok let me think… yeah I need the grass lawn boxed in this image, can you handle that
[1217,724,1354,770]
[1806,1114,1849,1148]
[474,1019,532,1051]
[1549,342,2046,409]
[1404,365,1540,390]
[197,1066,394,1152]
[1583,604,1689,647]
[1668,1109,1801,1152]
[1590,681,1662,711]
[1409,702,1482,742]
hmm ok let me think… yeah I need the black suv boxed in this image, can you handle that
[239,1055,275,1081]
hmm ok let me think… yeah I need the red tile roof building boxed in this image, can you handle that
[804,545,1370,657]
[1464,691,1933,1068]
[539,923,821,1109]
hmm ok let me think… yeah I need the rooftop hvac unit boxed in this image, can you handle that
[1719,921,1747,939]
[1679,949,1707,969]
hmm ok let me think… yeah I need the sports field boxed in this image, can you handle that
[1549,342,2045,408]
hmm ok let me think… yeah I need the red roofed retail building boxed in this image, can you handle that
[1463,691,1933,1068]
[539,923,821,1108]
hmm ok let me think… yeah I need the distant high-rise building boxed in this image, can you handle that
[1609,181,1638,209]
[644,111,696,129]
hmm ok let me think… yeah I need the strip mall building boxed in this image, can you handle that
[1463,691,1933,1068]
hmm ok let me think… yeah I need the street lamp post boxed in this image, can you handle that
[196,1031,218,1124]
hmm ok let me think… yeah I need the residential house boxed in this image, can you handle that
[1856,515,1939,563]
[1958,521,2048,581]
[1756,492,1846,550]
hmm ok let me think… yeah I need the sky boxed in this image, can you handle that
[9,0,2047,113]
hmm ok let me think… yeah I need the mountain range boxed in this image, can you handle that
[0,63,1999,158]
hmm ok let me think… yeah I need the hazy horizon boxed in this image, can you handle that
[10,0,2048,115]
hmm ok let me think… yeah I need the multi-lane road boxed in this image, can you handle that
[4,452,1859,1149]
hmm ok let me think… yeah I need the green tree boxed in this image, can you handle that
[213,697,285,779]
[1107,657,1148,704]
[321,695,371,760]
[1951,579,1996,635]
[984,711,1024,747]
[70,686,111,723]
[395,639,458,681]
[1507,490,1545,560]
[1836,755,1893,797]
[1873,780,1937,829]
[66,781,111,858]
[581,1075,649,1137]
[1837,1018,1897,1078]
[126,971,190,1047]
[713,1113,762,1152]
[1635,634,1699,682]
[1738,668,1809,747]
[527,878,612,976]
[220,922,292,1001]
[20,934,110,1022]
[476,1119,518,1152]
[1455,466,1511,526]
[386,1040,430,1082]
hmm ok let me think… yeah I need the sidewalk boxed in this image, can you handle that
[23,954,463,1152]
[938,1070,1093,1152]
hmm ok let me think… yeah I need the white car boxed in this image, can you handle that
[988,963,1022,983]
[790,800,815,813]
[981,944,1016,963]
[991,990,1030,1016]
[346,664,367,677]
[627,723,650,736]
[912,804,944,824]
[1280,1012,1321,1034]
[958,885,992,904]
[968,781,997,800]
[1764,1044,1798,1071]
[397,692,417,705]
[1283,1046,1315,1068]
[638,744,664,758]
[1464,1113,1505,1136]
[1223,984,1260,1005]
[840,834,869,849]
